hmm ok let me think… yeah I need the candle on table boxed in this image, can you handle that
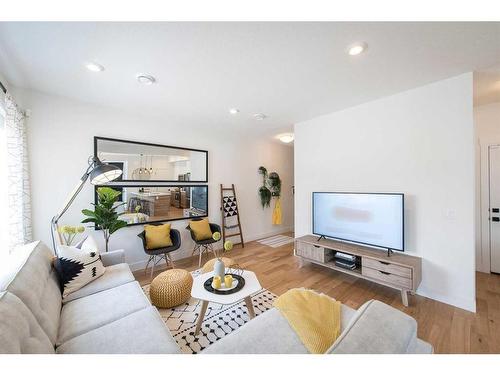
[213,276,222,289]
[224,274,233,288]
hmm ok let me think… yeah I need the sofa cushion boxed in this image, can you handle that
[0,292,55,354]
[202,304,356,354]
[144,223,173,249]
[56,307,181,354]
[406,338,434,354]
[189,218,213,241]
[55,236,106,298]
[327,300,418,354]
[100,249,126,267]
[57,281,150,345]
[2,241,62,345]
[63,263,135,303]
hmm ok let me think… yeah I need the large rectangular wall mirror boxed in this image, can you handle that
[95,137,208,182]
[95,185,208,226]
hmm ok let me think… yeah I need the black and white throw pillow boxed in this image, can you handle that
[55,236,106,298]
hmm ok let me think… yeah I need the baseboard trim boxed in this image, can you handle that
[416,286,476,313]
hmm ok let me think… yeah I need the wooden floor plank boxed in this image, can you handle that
[133,233,500,354]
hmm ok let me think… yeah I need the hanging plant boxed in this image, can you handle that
[258,166,272,208]
[259,186,272,208]
[258,167,282,208]
[267,172,282,197]
[268,172,283,226]
[258,166,267,181]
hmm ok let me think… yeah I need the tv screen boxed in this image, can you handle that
[313,192,404,251]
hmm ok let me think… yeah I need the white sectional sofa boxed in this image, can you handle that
[0,241,181,354]
[0,241,432,354]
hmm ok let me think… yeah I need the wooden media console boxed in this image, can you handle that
[294,235,422,306]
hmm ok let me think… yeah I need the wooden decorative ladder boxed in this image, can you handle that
[220,184,245,248]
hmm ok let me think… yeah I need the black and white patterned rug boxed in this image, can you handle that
[142,271,277,354]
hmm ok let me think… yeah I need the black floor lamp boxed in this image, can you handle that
[51,156,122,254]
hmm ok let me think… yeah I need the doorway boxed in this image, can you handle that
[488,146,500,273]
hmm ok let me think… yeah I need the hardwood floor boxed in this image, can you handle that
[133,234,500,354]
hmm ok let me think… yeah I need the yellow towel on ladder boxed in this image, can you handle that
[274,288,341,354]
[272,198,282,225]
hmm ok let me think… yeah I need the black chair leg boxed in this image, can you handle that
[207,243,218,258]
[144,255,154,276]
[150,255,156,280]
[198,246,203,268]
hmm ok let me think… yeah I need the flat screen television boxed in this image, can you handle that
[312,192,404,251]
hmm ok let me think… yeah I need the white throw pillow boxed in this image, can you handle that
[55,236,106,298]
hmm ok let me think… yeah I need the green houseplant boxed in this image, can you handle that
[258,166,272,208]
[267,171,282,198]
[81,187,127,252]
[258,166,282,208]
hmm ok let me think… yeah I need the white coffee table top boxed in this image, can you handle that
[191,269,262,305]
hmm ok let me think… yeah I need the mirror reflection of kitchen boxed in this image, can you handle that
[95,138,208,182]
[113,186,208,224]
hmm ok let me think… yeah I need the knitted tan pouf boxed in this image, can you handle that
[150,269,193,308]
[201,257,235,274]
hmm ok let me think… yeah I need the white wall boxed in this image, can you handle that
[294,73,475,312]
[14,88,294,270]
[474,102,500,273]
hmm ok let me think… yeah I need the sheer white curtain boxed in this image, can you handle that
[0,100,7,255]
[3,93,32,253]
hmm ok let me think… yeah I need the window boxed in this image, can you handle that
[0,102,7,257]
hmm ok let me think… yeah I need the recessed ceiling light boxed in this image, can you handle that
[253,113,267,121]
[229,108,240,115]
[347,42,368,56]
[137,74,156,85]
[278,133,294,144]
[85,62,104,72]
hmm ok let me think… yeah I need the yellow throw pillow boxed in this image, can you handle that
[144,223,173,249]
[189,218,213,241]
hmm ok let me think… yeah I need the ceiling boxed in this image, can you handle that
[0,22,499,133]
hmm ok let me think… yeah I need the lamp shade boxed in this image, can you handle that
[90,161,123,185]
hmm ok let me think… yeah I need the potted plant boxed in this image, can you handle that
[211,232,234,281]
[258,166,272,208]
[258,166,283,224]
[81,187,127,252]
[134,205,142,223]
[267,172,282,198]
[58,225,85,245]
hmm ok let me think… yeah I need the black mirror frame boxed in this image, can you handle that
[93,184,209,228]
[94,136,209,183]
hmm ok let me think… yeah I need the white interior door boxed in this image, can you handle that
[489,145,500,273]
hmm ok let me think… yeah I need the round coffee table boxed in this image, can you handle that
[191,269,262,335]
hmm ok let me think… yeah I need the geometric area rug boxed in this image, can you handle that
[141,270,277,354]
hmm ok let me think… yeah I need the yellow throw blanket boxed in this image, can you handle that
[274,288,341,354]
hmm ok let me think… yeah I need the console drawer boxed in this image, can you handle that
[295,241,332,263]
[362,258,412,278]
[362,266,412,289]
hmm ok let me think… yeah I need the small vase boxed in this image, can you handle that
[213,258,225,279]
